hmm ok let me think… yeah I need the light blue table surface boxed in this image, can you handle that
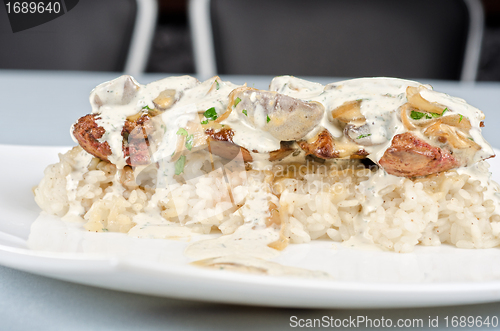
[1,70,500,331]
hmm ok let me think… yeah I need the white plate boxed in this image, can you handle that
[2,144,500,309]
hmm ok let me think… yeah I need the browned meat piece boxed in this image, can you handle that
[298,129,367,159]
[350,149,369,159]
[379,132,460,177]
[205,128,295,162]
[122,114,152,166]
[73,114,152,166]
[72,114,112,161]
[298,129,339,159]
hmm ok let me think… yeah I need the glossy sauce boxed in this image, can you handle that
[64,75,500,270]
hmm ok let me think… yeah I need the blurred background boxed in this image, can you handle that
[0,0,499,81]
[150,0,500,80]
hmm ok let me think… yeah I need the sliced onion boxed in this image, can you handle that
[406,86,446,114]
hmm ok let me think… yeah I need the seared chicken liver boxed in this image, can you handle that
[73,114,152,166]
[379,132,460,177]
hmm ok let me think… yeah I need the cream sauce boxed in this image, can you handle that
[191,255,332,278]
[221,109,281,153]
[65,74,500,274]
[87,74,494,170]
[89,75,200,168]
[62,148,93,222]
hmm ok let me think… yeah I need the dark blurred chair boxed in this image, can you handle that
[189,0,483,81]
[0,0,157,75]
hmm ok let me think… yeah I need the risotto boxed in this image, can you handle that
[34,75,500,256]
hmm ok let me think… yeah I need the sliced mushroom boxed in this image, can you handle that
[331,100,366,125]
[344,124,375,146]
[205,128,251,162]
[205,127,296,162]
[219,87,324,141]
[92,75,140,109]
[269,141,295,161]
[153,89,177,110]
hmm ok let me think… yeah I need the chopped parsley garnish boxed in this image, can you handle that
[177,128,193,150]
[185,134,194,150]
[242,109,248,116]
[356,133,372,139]
[203,107,218,121]
[201,120,209,125]
[410,111,426,120]
[410,110,441,120]
[142,105,152,110]
[459,114,463,122]
[176,128,188,136]
[234,97,241,107]
[175,155,186,175]
[267,115,271,123]
[468,137,474,141]
[411,108,448,120]
[215,80,220,90]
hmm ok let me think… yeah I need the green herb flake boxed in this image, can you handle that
[410,110,426,120]
[201,120,209,125]
[203,107,218,121]
[242,109,248,116]
[215,80,220,90]
[459,114,463,122]
[430,112,441,118]
[468,137,474,141]
[356,133,372,139]
[102,228,109,232]
[142,105,152,110]
[267,115,271,123]
[185,134,194,151]
[176,128,188,136]
[441,107,448,116]
[175,155,186,175]
[234,97,241,107]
